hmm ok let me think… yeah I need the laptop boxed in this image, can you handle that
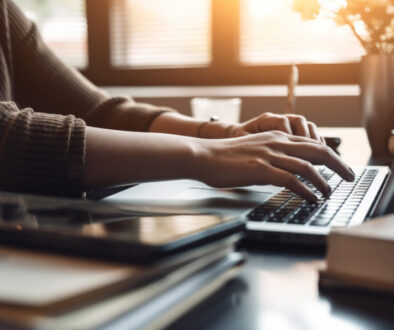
[102,162,393,246]
[243,164,393,245]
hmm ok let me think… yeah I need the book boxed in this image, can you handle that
[39,252,245,330]
[319,214,394,294]
[0,235,238,315]
[0,250,244,330]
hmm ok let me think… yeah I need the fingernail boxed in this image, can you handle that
[310,193,318,203]
[347,167,355,181]
[325,184,332,198]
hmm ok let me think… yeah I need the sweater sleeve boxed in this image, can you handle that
[0,1,177,197]
[0,102,86,197]
[7,0,174,131]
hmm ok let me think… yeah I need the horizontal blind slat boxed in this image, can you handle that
[110,0,211,68]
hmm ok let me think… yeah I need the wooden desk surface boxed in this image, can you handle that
[169,127,393,330]
[171,248,394,330]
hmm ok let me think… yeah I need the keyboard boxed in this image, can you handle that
[246,167,378,227]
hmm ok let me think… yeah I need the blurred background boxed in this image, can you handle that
[13,0,367,126]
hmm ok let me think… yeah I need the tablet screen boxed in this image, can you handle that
[0,203,237,245]
[79,214,234,245]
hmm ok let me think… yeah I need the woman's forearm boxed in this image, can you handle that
[83,126,354,202]
[83,126,199,190]
[149,112,233,139]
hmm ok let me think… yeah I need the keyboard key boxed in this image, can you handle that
[247,212,263,221]
[310,219,332,226]
[246,167,376,229]
[266,217,286,223]
[331,221,348,227]
[335,216,353,222]
[321,204,340,211]
[288,214,310,225]
[333,218,350,223]
[255,204,278,212]
[266,212,288,223]
[336,211,354,218]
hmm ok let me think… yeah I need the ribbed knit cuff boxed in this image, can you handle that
[66,117,86,197]
[0,103,86,197]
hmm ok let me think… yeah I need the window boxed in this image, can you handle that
[13,0,365,85]
[13,0,88,68]
[110,0,211,68]
[240,0,365,65]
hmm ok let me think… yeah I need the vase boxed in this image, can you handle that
[360,54,394,158]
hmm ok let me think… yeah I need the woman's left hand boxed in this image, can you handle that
[229,112,325,143]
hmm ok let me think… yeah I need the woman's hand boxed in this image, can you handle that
[229,112,324,143]
[193,131,354,202]
[149,111,324,142]
[85,125,353,204]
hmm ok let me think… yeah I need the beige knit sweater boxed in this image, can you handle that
[0,0,173,197]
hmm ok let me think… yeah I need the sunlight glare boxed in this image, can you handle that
[246,0,280,19]
[319,0,346,12]
[240,0,366,64]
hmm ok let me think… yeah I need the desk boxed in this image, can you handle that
[171,249,394,330]
[3,128,389,330]
[168,127,393,330]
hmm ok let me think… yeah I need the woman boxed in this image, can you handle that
[0,0,354,201]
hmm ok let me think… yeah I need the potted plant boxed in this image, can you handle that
[293,0,394,159]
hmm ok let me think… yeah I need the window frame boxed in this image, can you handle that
[81,0,360,86]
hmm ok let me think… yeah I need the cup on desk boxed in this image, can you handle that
[191,98,241,124]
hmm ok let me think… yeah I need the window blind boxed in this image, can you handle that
[110,0,211,68]
[13,0,88,68]
[240,0,365,65]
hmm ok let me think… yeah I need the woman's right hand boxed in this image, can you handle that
[193,130,355,203]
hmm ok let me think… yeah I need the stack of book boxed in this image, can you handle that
[0,193,245,329]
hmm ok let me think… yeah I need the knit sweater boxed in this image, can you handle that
[0,0,173,197]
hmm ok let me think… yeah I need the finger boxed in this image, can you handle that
[256,114,293,135]
[284,133,322,145]
[275,116,293,135]
[320,136,327,145]
[270,154,331,198]
[279,142,355,182]
[287,115,310,138]
[264,165,318,203]
[307,122,320,141]
[242,113,294,135]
